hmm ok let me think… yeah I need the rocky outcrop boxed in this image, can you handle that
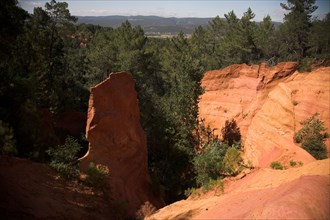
[199,62,298,139]
[147,64,329,220]
[199,63,329,167]
[80,72,162,217]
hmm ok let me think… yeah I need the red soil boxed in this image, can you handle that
[0,156,114,220]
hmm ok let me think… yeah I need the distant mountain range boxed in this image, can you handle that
[77,15,212,36]
[77,15,281,37]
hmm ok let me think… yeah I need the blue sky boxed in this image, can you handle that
[19,0,330,22]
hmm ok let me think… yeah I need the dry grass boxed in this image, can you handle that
[136,201,157,220]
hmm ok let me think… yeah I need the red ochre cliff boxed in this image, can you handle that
[80,72,163,217]
[199,62,330,167]
[149,63,330,220]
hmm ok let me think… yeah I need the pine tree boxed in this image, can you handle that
[257,15,278,63]
[279,0,318,60]
[308,13,330,59]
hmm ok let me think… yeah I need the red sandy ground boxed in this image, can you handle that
[0,156,115,220]
[148,159,330,219]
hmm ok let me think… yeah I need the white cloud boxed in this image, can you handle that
[31,1,43,7]
[271,8,286,22]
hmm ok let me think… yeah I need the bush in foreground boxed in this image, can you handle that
[86,162,110,192]
[47,136,81,180]
[294,113,329,160]
[193,140,227,186]
[223,147,243,175]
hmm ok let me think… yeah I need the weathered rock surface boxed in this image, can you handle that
[80,72,162,217]
[199,63,330,167]
[148,64,330,220]
[148,159,330,219]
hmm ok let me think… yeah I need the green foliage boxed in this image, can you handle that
[202,178,224,194]
[193,140,228,186]
[294,113,328,160]
[270,161,285,170]
[290,160,297,167]
[0,121,17,156]
[143,33,204,202]
[279,0,318,60]
[223,147,243,175]
[193,120,242,193]
[0,0,90,162]
[0,0,28,59]
[256,15,277,61]
[47,136,81,179]
[289,160,303,167]
[2,0,329,205]
[184,179,224,197]
[184,187,201,198]
[86,162,110,192]
[298,57,313,72]
[301,136,328,160]
[308,13,330,60]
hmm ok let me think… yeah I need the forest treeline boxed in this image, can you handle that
[1,0,329,203]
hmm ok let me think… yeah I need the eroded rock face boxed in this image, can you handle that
[199,62,298,139]
[199,63,330,167]
[80,72,162,216]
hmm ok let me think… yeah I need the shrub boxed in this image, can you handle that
[193,122,243,193]
[202,178,224,194]
[194,140,228,186]
[184,187,201,198]
[221,119,241,147]
[270,161,285,170]
[0,121,17,156]
[135,201,157,220]
[86,162,110,192]
[47,136,81,180]
[294,113,328,160]
[298,57,313,72]
[289,160,297,167]
[223,147,243,175]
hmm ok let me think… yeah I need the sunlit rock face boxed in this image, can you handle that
[199,63,329,167]
[81,72,163,217]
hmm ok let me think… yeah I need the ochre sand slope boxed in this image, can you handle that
[149,159,330,219]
